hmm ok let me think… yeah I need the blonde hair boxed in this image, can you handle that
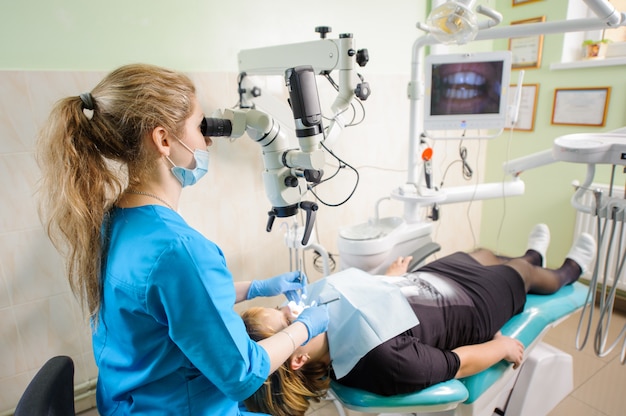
[241,307,331,416]
[37,63,196,319]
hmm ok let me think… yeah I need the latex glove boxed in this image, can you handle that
[285,272,307,304]
[294,304,329,344]
[247,271,305,300]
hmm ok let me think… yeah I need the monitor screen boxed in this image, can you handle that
[423,51,512,134]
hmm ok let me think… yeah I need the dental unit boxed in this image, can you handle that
[550,130,626,363]
[206,0,624,414]
[330,1,626,415]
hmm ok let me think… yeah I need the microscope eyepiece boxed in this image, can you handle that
[201,117,233,137]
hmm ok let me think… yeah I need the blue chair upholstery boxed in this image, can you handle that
[460,281,588,403]
[330,281,589,413]
[331,379,468,413]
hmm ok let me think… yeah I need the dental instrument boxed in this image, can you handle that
[551,128,626,363]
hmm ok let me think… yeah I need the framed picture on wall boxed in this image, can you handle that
[508,16,546,69]
[505,84,539,131]
[551,87,611,127]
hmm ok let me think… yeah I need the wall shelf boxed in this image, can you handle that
[550,56,626,70]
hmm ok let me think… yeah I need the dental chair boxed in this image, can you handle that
[329,281,588,416]
[329,241,589,415]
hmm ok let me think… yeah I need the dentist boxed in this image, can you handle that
[37,63,328,415]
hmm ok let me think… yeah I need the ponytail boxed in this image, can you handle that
[37,63,196,318]
[37,95,125,317]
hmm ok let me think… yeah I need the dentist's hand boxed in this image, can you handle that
[294,304,329,344]
[247,271,306,300]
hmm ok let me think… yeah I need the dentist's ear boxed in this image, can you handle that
[289,353,311,371]
[151,126,171,156]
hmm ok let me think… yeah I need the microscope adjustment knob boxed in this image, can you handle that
[356,48,369,67]
[355,82,371,100]
[315,26,332,39]
[284,175,299,188]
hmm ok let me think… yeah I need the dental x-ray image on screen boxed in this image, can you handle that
[423,51,512,134]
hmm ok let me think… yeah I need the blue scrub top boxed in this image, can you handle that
[92,206,270,415]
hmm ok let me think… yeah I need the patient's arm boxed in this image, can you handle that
[385,256,414,276]
[452,332,524,378]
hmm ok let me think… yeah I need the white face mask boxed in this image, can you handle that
[166,139,209,187]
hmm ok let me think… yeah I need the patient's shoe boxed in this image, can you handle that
[526,223,550,267]
[566,233,596,274]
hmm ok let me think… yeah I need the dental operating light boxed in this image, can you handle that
[424,0,478,44]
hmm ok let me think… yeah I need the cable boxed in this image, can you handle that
[306,141,359,208]
[438,140,474,189]
[324,161,405,174]
[459,141,473,180]
[312,250,337,274]
[321,73,366,127]
[465,138,482,249]
[495,126,515,253]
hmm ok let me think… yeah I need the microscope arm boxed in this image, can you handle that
[238,30,369,147]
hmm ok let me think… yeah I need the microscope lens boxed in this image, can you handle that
[202,117,232,137]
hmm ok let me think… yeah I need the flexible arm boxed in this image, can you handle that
[453,332,524,378]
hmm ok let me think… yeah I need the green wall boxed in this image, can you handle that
[480,0,626,266]
[0,0,214,70]
[0,0,421,73]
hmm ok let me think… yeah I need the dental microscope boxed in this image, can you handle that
[202,27,370,267]
[203,66,326,247]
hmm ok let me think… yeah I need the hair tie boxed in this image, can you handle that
[79,93,95,120]
[79,92,95,110]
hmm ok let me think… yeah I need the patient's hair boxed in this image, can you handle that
[242,307,331,416]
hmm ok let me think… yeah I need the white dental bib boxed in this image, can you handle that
[306,268,419,378]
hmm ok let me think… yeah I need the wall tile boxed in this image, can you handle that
[0,152,41,233]
[0,260,10,309]
[12,293,84,370]
[0,72,32,154]
[0,372,31,413]
[24,71,107,144]
[0,308,27,378]
[1,228,67,305]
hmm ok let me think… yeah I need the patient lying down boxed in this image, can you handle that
[242,225,596,416]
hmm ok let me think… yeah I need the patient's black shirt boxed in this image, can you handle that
[335,252,526,396]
